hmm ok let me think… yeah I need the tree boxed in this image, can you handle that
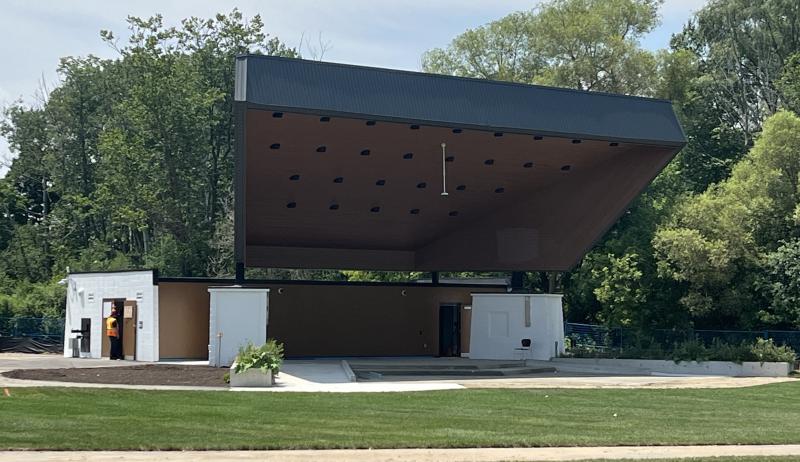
[672,0,800,146]
[422,0,662,95]
[0,10,297,317]
[760,239,800,328]
[778,53,800,114]
[653,111,800,328]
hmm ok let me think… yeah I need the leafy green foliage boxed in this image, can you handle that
[749,337,797,363]
[3,1,800,340]
[592,253,646,327]
[423,0,661,95]
[760,239,800,327]
[233,339,284,374]
[653,111,800,328]
[566,336,796,363]
[672,0,800,145]
[0,10,297,317]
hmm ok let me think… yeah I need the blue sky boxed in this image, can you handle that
[0,0,708,176]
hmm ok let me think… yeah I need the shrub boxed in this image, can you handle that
[564,336,797,363]
[748,338,796,363]
[672,339,710,363]
[233,339,284,375]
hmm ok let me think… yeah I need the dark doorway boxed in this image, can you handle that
[101,299,125,359]
[438,303,461,357]
[79,318,91,353]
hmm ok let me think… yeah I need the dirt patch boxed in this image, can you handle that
[2,364,228,387]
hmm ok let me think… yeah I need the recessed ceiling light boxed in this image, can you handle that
[533,135,543,141]
[572,139,582,144]
[410,124,420,130]
[360,149,371,156]
[452,128,462,134]
[609,142,619,147]
[272,112,283,118]
[289,174,300,181]
[484,159,495,165]
[316,146,327,152]
[523,162,534,168]
[329,204,339,210]
[494,132,503,137]
[286,202,296,208]
[456,185,466,191]
[417,182,427,189]
[561,165,572,172]
[366,120,376,126]
[270,143,281,150]
[319,116,330,122]
[495,187,505,193]
[370,206,381,213]
[448,211,459,217]
[410,208,420,215]
[333,177,344,183]
[403,153,414,159]
[375,179,386,186]
[445,156,455,162]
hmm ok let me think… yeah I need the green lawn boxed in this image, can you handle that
[1,383,800,450]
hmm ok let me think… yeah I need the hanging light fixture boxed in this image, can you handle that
[441,142,448,197]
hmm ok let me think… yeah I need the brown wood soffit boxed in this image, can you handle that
[241,109,680,271]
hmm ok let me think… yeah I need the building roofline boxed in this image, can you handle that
[157,276,509,289]
[236,54,675,105]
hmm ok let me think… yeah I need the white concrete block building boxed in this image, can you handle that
[63,270,159,361]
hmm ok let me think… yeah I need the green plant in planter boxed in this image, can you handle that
[233,339,284,375]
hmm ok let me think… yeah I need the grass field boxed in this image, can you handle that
[1,383,799,450]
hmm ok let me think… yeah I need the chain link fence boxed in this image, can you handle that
[564,322,800,358]
[0,317,64,353]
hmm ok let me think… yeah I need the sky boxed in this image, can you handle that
[0,0,708,177]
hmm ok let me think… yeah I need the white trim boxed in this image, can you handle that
[471,293,563,299]
[208,287,271,293]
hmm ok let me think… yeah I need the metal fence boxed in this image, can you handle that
[0,317,64,341]
[564,322,800,356]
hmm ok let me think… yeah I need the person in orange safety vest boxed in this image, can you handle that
[107,307,122,360]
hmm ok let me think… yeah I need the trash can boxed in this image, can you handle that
[70,337,80,358]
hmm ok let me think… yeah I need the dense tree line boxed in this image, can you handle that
[2,2,800,334]
[422,0,800,331]
[0,11,297,316]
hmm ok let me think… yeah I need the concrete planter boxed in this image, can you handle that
[549,358,794,377]
[229,363,276,387]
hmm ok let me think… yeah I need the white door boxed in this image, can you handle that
[208,288,269,367]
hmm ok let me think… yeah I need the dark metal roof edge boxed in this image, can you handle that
[245,103,687,148]
[237,54,676,105]
[157,276,509,288]
[68,269,155,276]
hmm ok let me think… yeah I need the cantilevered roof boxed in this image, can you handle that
[234,55,685,272]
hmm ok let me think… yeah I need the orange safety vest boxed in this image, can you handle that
[106,316,118,337]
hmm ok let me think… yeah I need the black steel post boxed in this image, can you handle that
[511,271,524,291]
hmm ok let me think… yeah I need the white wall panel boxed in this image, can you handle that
[468,294,564,360]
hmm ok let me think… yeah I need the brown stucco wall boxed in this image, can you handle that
[158,282,211,359]
[157,281,504,358]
